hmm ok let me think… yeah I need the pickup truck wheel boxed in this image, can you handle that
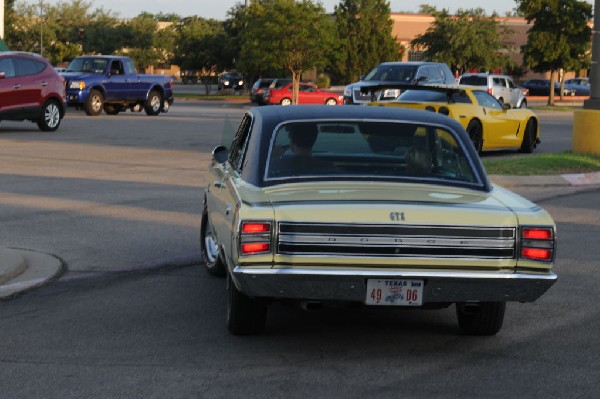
[85,90,104,116]
[37,99,62,131]
[144,90,163,116]
[227,274,268,335]
[200,209,226,277]
[520,119,536,153]
[456,302,505,336]
[103,104,121,115]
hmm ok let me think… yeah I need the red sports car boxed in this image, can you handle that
[265,82,343,106]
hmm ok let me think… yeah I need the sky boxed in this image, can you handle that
[29,1,533,20]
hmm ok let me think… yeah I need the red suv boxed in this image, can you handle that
[0,52,66,131]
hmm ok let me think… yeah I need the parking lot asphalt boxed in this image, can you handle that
[1,170,599,300]
[0,93,594,299]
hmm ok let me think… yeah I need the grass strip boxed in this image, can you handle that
[483,151,600,175]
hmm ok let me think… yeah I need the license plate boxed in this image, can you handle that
[366,279,423,306]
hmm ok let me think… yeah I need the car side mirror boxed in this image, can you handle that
[502,103,511,110]
[212,145,228,164]
[416,76,429,83]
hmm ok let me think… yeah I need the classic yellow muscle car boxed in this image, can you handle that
[201,105,556,336]
[366,85,539,153]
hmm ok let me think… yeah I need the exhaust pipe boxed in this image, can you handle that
[300,301,323,311]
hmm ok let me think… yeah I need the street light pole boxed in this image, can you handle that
[39,0,43,56]
[1,0,5,40]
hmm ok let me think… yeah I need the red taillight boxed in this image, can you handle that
[521,248,552,260]
[241,242,270,254]
[522,228,553,240]
[520,226,554,262]
[240,220,272,256]
[487,88,493,94]
[242,222,271,234]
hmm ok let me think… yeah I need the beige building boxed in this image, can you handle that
[390,13,584,81]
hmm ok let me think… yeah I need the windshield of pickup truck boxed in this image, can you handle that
[66,58,108,74]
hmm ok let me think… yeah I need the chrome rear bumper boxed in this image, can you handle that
[232,266,557,304]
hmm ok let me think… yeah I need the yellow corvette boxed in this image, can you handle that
[367,85,539,153]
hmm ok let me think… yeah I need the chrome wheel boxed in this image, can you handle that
[85,90,104,116]
[280,98,292,106]
[37,100,62,131]
[203,220,219,264]
[45,102,60,128]
[144,90,163,115]
[200,208,226,276]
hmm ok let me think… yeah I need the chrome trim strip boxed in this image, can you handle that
[279,235,514,248]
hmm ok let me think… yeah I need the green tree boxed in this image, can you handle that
[173,16,229,93]
[44,0,93,63]
[119,13,162,71]
[239,0,334,104]
[331,0,400,84]
[83,11,128,55]
[6,1,39,53]
[3,0,17,41]
[516,0,592,105]
[411,7,510,75]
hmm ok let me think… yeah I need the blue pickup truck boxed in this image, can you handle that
[62,55,174,116]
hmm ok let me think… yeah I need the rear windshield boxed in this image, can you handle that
[265,121,478,185]
[397,90,472,104]
[364,64,418,82]
[459,76,487,86]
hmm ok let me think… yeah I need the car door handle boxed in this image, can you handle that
[40,82,48,87]
[225,204,232,215]
[214,181,226,189]
[13,84,21,89]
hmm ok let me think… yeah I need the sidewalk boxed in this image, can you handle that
[1,172,599,300]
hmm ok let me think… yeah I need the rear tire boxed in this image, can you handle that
[85,89,104,116]
[325,98,337,105]
[466,120,483,154]
[144,90,163,115]
[227,274,268,335]
[456,302,506,336]
[103,104,121,115]
[280,98,292,106]
[37,99,62,131]
[520,119,536,153]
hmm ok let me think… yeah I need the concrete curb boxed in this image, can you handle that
[489,172,600,188]
[0,248,64,300]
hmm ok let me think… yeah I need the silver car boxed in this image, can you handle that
[458,73,527,108]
